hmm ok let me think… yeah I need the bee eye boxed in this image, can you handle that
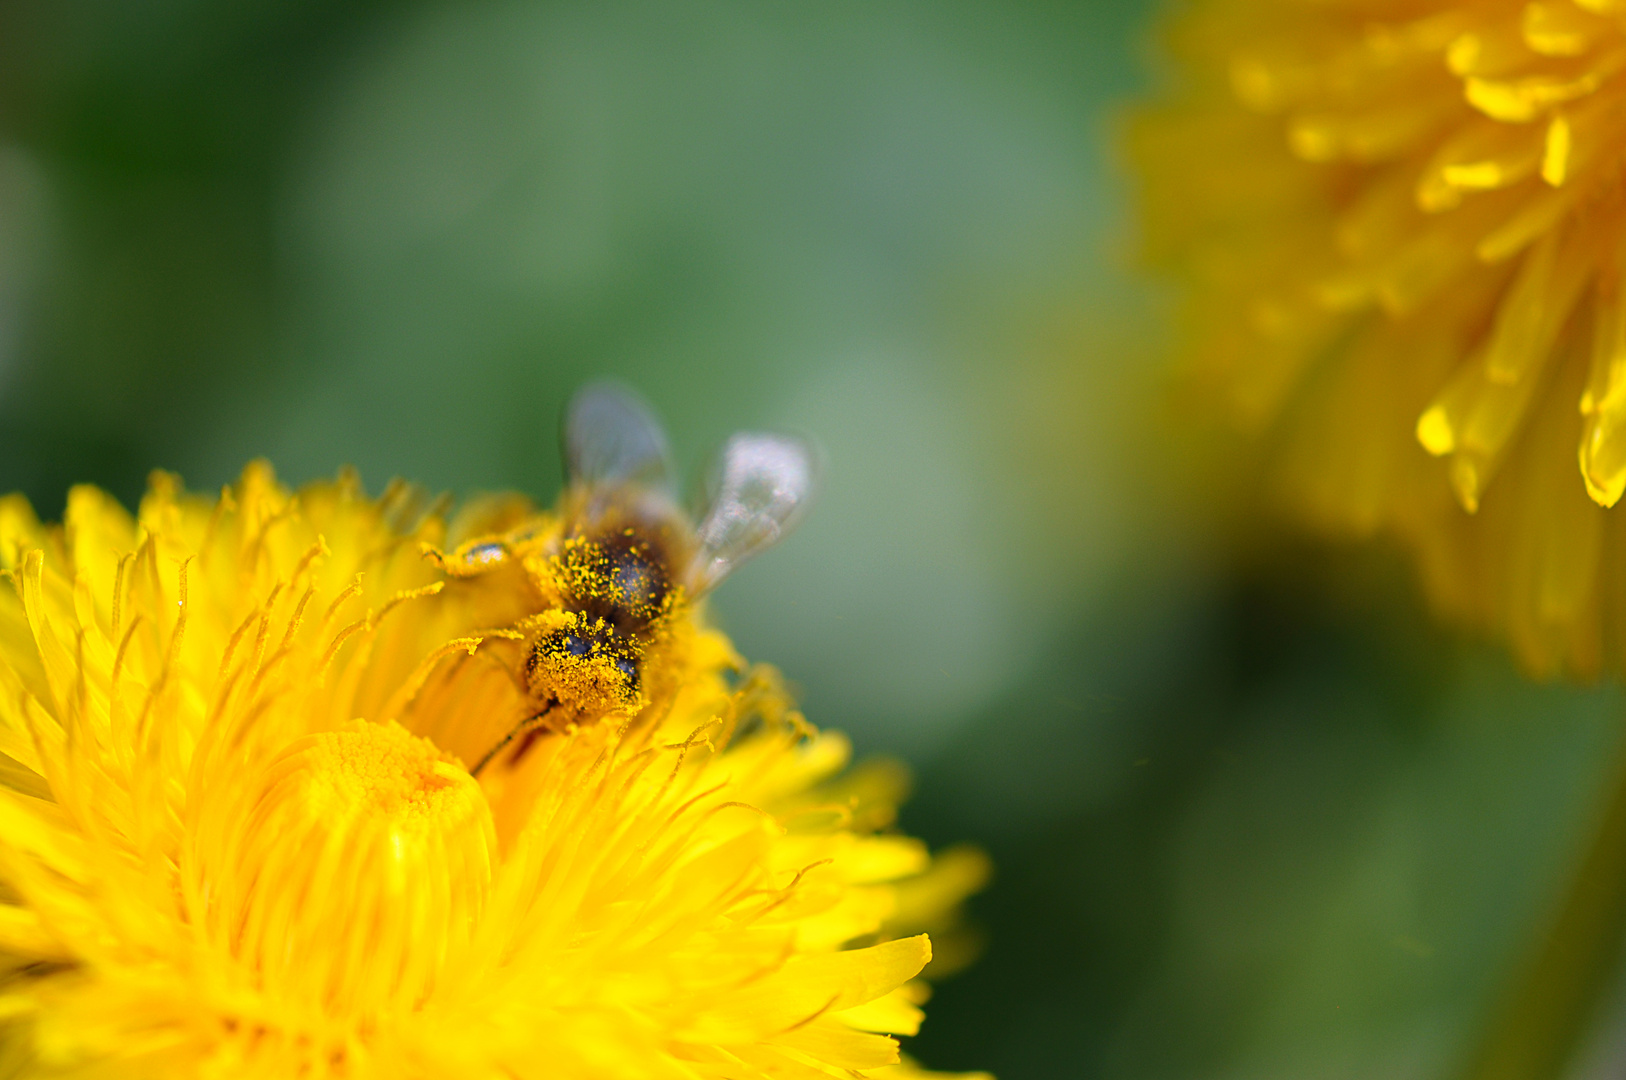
[558,634,592,658]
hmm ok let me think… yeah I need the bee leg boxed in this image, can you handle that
[469,697,562,779]
[506,726,553,769]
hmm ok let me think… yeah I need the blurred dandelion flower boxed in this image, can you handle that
[0,463,986,1079]
[1131,0,1626,673]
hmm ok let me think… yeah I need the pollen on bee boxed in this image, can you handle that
[424,538,514,578]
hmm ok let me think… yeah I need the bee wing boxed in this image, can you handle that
[563,381,674,489]
[690,433,818,593]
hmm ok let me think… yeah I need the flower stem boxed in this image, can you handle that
[1461,722,1626,1080]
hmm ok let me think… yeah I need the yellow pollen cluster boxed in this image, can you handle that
[215,722,496,1025]
[300,722,475,820]
[1131,0,1626,674]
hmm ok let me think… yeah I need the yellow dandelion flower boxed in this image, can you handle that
[0,457,988,1078]
[1131,0,1626,674]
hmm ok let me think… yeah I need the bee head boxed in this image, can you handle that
[523,610,643,714]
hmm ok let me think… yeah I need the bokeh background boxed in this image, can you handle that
[3,2,1626,1077]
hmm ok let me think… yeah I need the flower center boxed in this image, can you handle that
[304,723,468,823]
[220,721,496,1021]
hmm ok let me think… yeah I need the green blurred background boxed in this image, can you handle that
[2,2,1626,1077]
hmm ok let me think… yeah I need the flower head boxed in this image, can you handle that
[0,463,987,1078]
[1131,0,1626,673]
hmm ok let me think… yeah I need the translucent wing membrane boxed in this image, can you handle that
[691,433,817,593]
[563,382,673,489]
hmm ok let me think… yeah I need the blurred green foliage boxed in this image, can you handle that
[2,1,1625,1078]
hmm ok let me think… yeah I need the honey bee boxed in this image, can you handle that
[452,383,817,776]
